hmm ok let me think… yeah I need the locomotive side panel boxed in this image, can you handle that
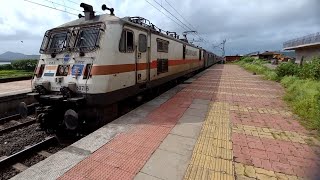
[98,24,137,92]
[149,33,203,81]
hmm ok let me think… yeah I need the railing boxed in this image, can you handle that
[283,32,320,49]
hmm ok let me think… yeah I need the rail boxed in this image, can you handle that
[0,136,57,169]
[283,32,320,49]
[0,119,36,136]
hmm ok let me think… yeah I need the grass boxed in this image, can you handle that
[281,76,320,131]
[236,59,279,81]
[0,70,33,79]
[236,57,320,134]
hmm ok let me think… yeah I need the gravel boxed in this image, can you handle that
[45,145,64,154]
[0,116,36,129]
[20,154,46,167]
[0,123,48,157]
[0,167,19,180]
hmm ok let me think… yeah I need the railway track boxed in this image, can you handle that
[0,117,36,136]
[0,136,66,180]
[0,104,36,135]
[0,136,57,169]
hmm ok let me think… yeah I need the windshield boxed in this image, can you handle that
[39,30,69,54]
[48,32,68,53]
[75,28,100,52]
[39,23,103,54]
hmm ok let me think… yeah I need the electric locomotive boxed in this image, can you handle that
[21,3,220,132]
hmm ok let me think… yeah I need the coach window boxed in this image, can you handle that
[119,29,134,53]
[157,39,169,53]
[139,34,147,52]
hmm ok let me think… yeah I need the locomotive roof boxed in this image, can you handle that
[56,13,120,28]
[52,13,217,56]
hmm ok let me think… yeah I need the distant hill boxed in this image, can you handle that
[0,51,40,62]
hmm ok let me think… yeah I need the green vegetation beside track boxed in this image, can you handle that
[0,59,37,79]
[236,57,320,134]
[0,70,33,79]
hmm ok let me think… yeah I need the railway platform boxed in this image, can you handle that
[0,80,31,97]
[12,64,320,180]
[0,80,33,116]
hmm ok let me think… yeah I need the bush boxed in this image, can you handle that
[11,59,38,71]
[264,71,278,81]
[275,62,300,78]
[281,75,300,88]
[240,56,255,63]
[281,76,320,131]
[237,59,279,81]
[0,64,13,70]
[299,57,320,80]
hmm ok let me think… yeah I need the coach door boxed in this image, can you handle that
[136,31,149,84]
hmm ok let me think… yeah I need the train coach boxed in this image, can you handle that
[24,3,221,132]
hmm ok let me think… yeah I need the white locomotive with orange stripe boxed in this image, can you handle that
[28,3,221,132]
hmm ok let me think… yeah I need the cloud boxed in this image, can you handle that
[0,0,319,55]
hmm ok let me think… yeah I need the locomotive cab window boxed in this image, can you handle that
[47,32,68,53]
[119,29,134,53]
[157,39,169,53]
[139,34,147,52]
[76,28,100,52]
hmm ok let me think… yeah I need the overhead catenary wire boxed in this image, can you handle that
[144,0,189,32]
[42,0,83,13]
[24,0,78,16]
[162,0,210,44]
[146,0,204,43]
[154,0,210,46]
[64,0,77,5]
[149,0,224,53]
[152,0,194,32]
[163,0,197,32]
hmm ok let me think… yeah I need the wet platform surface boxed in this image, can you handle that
[12,65,320,180]
[0,80,31,97]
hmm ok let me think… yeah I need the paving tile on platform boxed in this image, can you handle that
[134,172,162,180]
[171,123,202,139]
[129,105,159,117]
[159,134,196,157]
[178,114,205,126]
[189,103,208,110]
[193,99,210,105]
[184,108,207,118]
[140,149,190,180]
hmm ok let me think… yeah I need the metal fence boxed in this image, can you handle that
[283,32,320,49]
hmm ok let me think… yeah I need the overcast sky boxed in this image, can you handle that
[0,0,319,56]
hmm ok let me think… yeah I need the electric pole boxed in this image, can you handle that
[222,39,226,63]
[222,39,226,57]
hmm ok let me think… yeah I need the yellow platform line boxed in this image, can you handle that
[184,102,235,180]
[233,124,320,146]
[182,89,279,99]
[235,162,302,180]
